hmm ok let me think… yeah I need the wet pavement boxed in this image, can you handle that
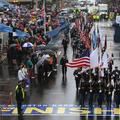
[1,21,120,120]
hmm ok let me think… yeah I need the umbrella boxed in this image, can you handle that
[36,54,50,67]
[22,42,33,48]
[0,23,13,33]
[15,30,30,38]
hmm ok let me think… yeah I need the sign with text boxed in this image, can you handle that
[1,104,120,116]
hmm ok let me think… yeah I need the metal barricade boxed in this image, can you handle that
[0,81,12,104]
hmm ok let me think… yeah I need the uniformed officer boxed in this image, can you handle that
[16,81,25,115]
[73,68,82,91]
[88,79,94,107]
[114,81,120,108]
[62,38,69,55]
[79,78,86,107]
[105,82,114,108]
[108,55,114,73]
[97,79,104,107]
[104,69,112,86]
[103,68,108,85]
[112,66,120,84]
[60,55,68,79]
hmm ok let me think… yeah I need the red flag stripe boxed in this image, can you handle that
[73,57,90,62]
[66,56,90,68]
[67,60,90,65]
[66,63,90,68]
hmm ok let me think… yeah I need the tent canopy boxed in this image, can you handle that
[0,23,30,38]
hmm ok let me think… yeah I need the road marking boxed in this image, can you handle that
[1,104,120,116]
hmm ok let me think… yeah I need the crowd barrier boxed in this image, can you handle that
[0,81,12,104]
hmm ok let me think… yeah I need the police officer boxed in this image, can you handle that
[73,68,82,91]
[16,81,25,115]
[105,81,114,108]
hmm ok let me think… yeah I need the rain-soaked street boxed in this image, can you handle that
[1,20,120,120]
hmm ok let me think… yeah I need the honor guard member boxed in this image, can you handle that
[105,82,114,108]
[112,66,120,84]
[79,76,86,107]
[73,68,82,91]
[114,81,120,108]
[88,79,94,107]
[103,68,109,85]
[108,54,114,73]
[15,81,25,115]
[97,79,105,107]
[93,72,99,103]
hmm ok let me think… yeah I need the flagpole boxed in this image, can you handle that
[43,0,46,35]
[97,30,101,82]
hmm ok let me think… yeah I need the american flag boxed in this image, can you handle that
[80,31,85,41]
[66,57,90,68]
[80,31,91,49]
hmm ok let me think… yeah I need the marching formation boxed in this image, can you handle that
[68,14,120,108]
[73,66,120,108]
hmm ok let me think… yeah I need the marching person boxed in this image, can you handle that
[114,81,120,108]
[88,79,94,107]
[73,68,82,91]
[60,55,68,79]
[79,78,86,107]
[108,54,114,73]
[105,81,114,108]
[97,79,105,108]
[62,38,69,55]
[112,66,120,85]
[15,81,25,116]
